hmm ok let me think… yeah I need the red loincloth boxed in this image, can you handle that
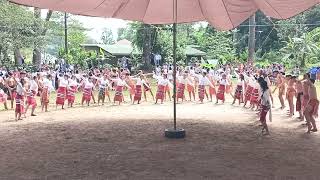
[235,85,243,100]
[307,99,319,118]
[41,87,50,105]
[134,85,142,101]
[56,87,66,105]
[216,84,225,101]
[260,105,270,123]
[129,84,135,95]
[156,85,165,100]
[250,88,259,104]
[114,86,124,102]
[15,94,25,113]
[245,85,253,101]
[177,83,185,99]
[187,84,194,92]
[26,90,37,109]
[209,86,216,95]
[296,92,303,112]
[67,86,77,104]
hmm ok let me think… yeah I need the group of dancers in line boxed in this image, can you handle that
[0,64,318,134]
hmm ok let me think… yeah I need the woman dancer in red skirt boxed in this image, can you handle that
[56,74,69,109]
[112,76,131,105]
[82,77,95,106]
[67,75,78,107]
[154,73,172,104]
[133,75,150,104]
[216,73,228,104]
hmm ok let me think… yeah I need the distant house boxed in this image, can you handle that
[185,45,206,64]
[81,39,141,65]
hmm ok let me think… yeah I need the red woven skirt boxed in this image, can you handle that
[134,85,142,101]
[198,85,205,100]
[245,85,253,100]
[216,85,225,101]
[114,86,124,102]
[187,84,194,92]
[41,87,50,105]
[67,86,77,103]
[0,91,7,103]
[83,88,92,102]
[15,94,25,113]
[177,83,185,99]
[156,85,165,100]
[250,88,259,104]
[56,87,66,105]
[235,85,243,100]
[26,90,37,108]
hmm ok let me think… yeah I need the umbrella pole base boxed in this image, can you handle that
[165,128,186,139]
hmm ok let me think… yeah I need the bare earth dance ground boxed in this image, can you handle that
[0,98,320,180]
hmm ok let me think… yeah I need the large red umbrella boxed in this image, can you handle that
[9,0,319,138]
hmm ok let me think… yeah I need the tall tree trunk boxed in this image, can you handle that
[14,48,22,65]
[301,52,306,68]
[32,8,53,68]
[142,24,152,70]
[248,14,256,64]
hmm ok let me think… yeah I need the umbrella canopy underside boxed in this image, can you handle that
[8,0,320,30]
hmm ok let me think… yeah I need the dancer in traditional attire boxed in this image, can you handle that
[285,75,296,117]
[56,74,69,109]
[304,78,318,133]
[67,75,78,107]
[243,74,254,108]
[196,72,214,104]
[6,73,17,109]
[14,77,26,121]
[97,75,111,105]
[216,73,229,104]
[186,74,195,101]
[25,75,38,116]
[295,77,304,119]
[125,73,136,102]
[0,78,8,110]
[154,73,172,104]
[133,75,150,104]
[259,80,272,135]
[41,74,54,112]
[273,72,286,109]
[250,78,260,110]
[82,77,95,106]
[176,72,191,103]
[208,74,216,102]
[112,76,131,105]
[232,73,245,105]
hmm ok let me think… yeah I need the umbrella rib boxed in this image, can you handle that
[221,0,235,29]
[112,0,130,17]
[262,0,283,19]
[142,0,152,22]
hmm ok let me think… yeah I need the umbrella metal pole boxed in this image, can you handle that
[173,23,177,130]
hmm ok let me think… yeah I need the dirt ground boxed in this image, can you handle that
[0,97,320,180]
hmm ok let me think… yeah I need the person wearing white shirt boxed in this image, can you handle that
[195,72,214,103]
[82,77,95,106]
[111,76,131,105]
[259,80,272,135]
[25,76,38,116]
[153,73,172,104]
[176,73,190,102]
[14,77,26,121]
[41,74,54,112]
[56,74,69,109]
[216,73,229,104]
[243,74,255,108]
[97,75,111,105]
[132,75,150,104]
[67,76,79,107]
